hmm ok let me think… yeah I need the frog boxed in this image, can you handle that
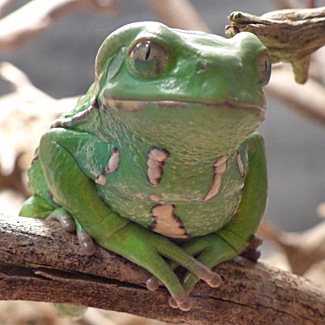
[19,21,270,311]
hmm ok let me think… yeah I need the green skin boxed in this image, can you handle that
[20,22,270,310]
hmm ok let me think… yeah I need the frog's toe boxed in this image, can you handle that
[206,272,222,287]
[47,208,76,232]
[168,296,193,311]
[194,263,222,287]
[146,276,160,291]
[47,208,96,256]
[239,235,263,261]
[77,229,96,256]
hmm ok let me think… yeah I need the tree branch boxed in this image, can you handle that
[226,6,325,83]
[0,214,325,324]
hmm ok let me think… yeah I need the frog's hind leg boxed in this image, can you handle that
[181,133,267,297]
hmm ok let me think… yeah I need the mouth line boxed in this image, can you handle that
[101,96,265,117]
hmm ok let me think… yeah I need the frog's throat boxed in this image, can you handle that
[101,96,266,119]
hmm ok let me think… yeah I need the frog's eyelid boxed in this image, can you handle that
[127,36,167,55]
[257,50,271,86]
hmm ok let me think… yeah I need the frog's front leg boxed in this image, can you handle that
[161,133,267,304]
[30,128,220,310]
[20,128,115,255]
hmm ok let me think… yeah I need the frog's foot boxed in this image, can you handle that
[47,208,76,232]
[47,208,96,256]
[94,222,220,311]
[147,232,243,309]
[239,235,263,261]
[20,197,96,256]
[48,209,96,256]
[76,227,97,256]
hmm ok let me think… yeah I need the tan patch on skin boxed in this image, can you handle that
[149,194,161,202]
[147,148,169,185]
[95,147,120,186]
[237,151,245,177]
[203,155,228,201]
[151,204,188,239]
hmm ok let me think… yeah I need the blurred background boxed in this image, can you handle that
[0,0,325,324]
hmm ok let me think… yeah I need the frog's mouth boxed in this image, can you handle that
[101,96,266,120]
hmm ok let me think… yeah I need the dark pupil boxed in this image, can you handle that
[145,44,151,60]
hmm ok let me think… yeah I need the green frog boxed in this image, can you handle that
[20,21,270,310]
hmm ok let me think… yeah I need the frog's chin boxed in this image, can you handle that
[101,96,266,120]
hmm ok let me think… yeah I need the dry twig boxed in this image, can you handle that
[226,6,325,83]
[0,214,325,325]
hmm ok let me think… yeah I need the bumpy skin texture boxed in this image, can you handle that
[20,22,270,310]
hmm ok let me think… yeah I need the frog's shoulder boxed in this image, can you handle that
[51,84,98,129]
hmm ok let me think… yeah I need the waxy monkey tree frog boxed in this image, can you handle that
[20,22,270,310]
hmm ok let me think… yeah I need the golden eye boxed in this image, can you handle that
[129,40,168,78]
[257,51,271,86]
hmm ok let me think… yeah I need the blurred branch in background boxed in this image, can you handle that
[0,62,76,199]
[0,0,118,52]
[271,0,302,9]
[146,0,211,32]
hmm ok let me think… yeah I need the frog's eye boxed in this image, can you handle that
[257,51,271,86]
[128,40,168,78]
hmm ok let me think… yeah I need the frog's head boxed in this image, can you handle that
[94,22,270,157]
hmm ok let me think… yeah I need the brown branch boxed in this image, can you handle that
[0,214,325,324]
[0,0,118,52]
[226,6,325,83]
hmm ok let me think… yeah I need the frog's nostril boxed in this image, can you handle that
[197,61,207,72]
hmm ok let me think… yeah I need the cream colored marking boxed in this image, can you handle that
[95,147,120,186]
[148,148,169,162]
[105,147,120,173]
[232,192,243,215]
[102,96,150,112]
[151,204,188,239]
[237,151,245,177]
[95,174,106,186]
[147,148,169,185]
[52,196,59,205]
[71,107,93,123]
[150,194,161,202]
[203,155,228,201]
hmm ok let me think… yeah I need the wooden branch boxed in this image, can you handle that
[0,0,118,52]
[0,214,325,324]
[226,6,325,83]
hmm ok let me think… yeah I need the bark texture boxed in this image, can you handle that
[0,214,325,325]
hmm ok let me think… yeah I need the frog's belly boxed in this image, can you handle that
[96,187,242,238]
